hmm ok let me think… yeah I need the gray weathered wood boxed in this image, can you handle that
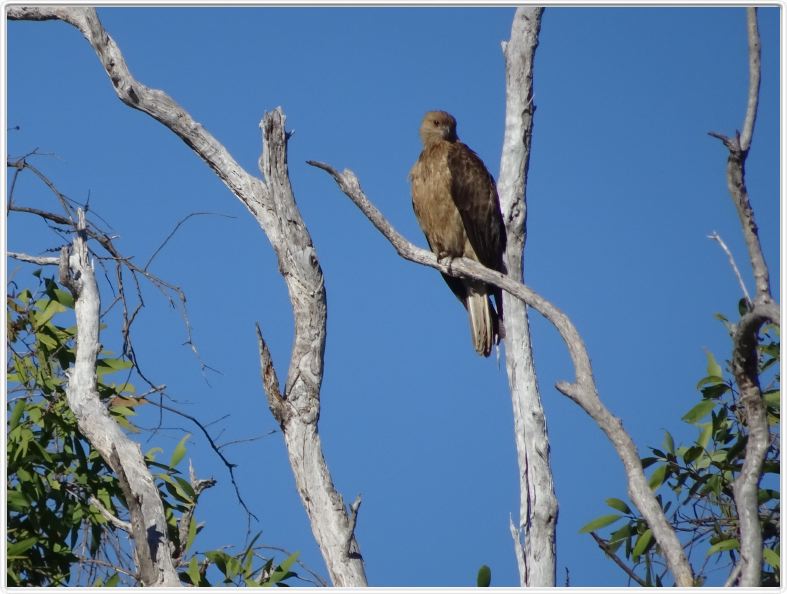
[497,7,557,587]
[708,8,779,587]
[60,210,180,587]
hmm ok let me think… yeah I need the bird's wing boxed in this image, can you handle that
[447,143,506,272]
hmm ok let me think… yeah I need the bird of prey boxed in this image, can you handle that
[410,110,506,357]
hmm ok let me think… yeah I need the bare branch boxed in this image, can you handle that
[8,251,60,266]
[61,208,180,586]
[590,532,648,587]
[740,7,761,153]
[309,160,695,586]
[708,8,771,303]
[707,231,751,306]
[724,559,743,587]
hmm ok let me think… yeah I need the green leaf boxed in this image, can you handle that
[277,551,299,575]
[701,383,731,399]
[763,547,780,570]
[578,514,622,534]
[8,536,38,557]
[764,390,780,409]
[632,528,653,558]
[605,498,631,514]
[683,445,703,464]
[263,551,300,586]
[158,473,194,504]
[7,490,30,511]
[476,564,491,587]
[52,288,75,309]
[9,399,26,430]
[682,400,716,424]
[648,464,667,490]
[186,556,201,585]
[706,538,739,557]
[697,422,713,449]
[662,431,674,454]
[169,433,191,469]
[705,351,723,379]
[185,516,199,553]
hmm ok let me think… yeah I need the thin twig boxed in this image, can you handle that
[724,559,743,587]
[707,231,751,306]
[590,532,648,587]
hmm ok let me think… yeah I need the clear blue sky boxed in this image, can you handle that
[6,6,781,587]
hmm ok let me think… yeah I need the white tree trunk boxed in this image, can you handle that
[60,210,180,587]
[497,7,557,587]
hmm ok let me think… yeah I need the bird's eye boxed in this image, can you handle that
[433,120,439,126]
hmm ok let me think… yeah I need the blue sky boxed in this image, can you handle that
[6,6,781,587]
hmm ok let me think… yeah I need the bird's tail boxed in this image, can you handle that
[466,286,497,357]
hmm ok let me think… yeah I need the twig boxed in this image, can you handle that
[707,231,751,307]
[590,532,648,587]
[143,211,236,271]
[724,559,743,587]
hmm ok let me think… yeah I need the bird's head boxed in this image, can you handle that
[419,110,458,145]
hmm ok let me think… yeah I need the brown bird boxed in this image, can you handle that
[410,110,506,357]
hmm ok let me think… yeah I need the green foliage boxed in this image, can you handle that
[582,310,780,586]
[7,275,302,587]
[7,276,126,585]
[476,564,491,587]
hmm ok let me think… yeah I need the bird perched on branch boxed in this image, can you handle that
[410,110,506,357]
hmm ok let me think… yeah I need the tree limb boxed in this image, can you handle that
[60,209,180,586]
[708,8,777,587]
[308,159,696,586]
[8,251,60,266]
[498,8,557,587]
[708,8,770,303]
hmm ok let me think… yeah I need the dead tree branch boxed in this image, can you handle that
[707,231,751,307]
[590,531,648,587]
[708,8,778,587]
[60,209,180,586]
[498,7,556,587]
[7,6,367,585]
[308,160,695,587]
